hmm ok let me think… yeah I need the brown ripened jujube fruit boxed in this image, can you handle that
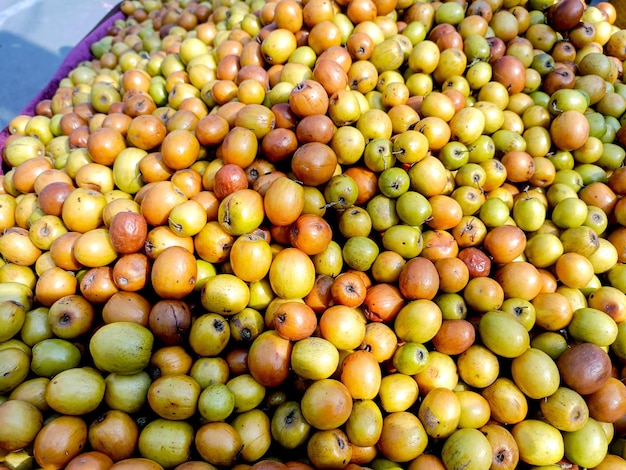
[547,0,584,32]
[37,181,74,216]
[108,211,148,254]
[557,342,613,395]
[148,299,192,345]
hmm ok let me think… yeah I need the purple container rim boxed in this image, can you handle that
[0,3,126,174]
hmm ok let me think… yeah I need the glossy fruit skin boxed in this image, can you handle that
[418,388,461,439]
[320,304,367,350]
[478,311,530,359]
[88,409,139,462]
[398,257,440,300]
[0,399,43,452]
[138,418,195,468]
[306,428,352,469]
[301,379,353,431]
[248,330,292,388]
[218,188,265,236]
[539,386,589,433]
[377,411,428,463]
[340,349,381,399]
[512,419,564,466]
[481,377,528,425]
[45,367,106,415]
[511,347,560,400]
[147,374,201,421]
[150,246,197,300]
[89,322,154,375]
[264,177,304,227]
[33,416,88,470]
[557,342,613,395]
[441,428,492,470]
[547,0,584,32]
[290,336,339,381]
[65,450,114,470]
[585,377,626,423]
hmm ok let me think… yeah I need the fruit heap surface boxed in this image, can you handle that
[3,0,626,468]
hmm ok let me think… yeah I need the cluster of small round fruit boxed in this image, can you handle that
[1,0,626,468]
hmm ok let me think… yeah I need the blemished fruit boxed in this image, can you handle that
[3,0,626,467]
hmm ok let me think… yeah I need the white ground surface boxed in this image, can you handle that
[0,0,117,129]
